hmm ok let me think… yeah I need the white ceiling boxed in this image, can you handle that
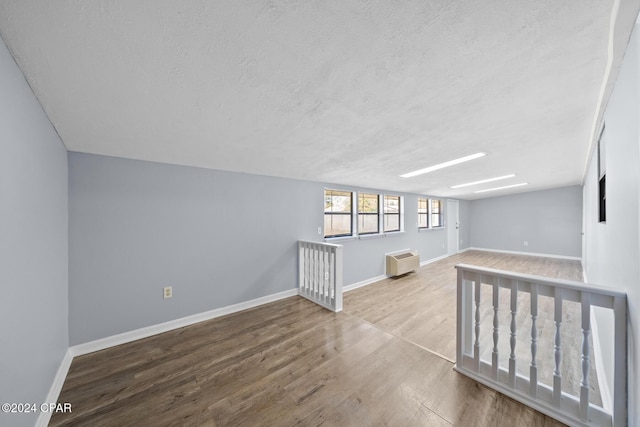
[1,1,639,199]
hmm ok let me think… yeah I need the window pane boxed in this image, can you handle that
[358,193,378,213]
[418,198,428,213]
[325,190,352,213]
[384,195,400,213]
[324,214,351,237]
[384,214,400,232]
[418,213,428,228]
[431,199,442,227]
[359,214,379,234]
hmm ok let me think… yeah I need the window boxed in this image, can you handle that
[358,193,379,234]
[324,189,403,238]
[384,195,401,232]
[598,125,606,223]
[418,198,429,228]
[324,189,352,237]
[430,199,443,228]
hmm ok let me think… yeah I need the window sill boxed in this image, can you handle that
[359,233,385,240]
[325,231,406,242]
[419,227,445,232]
[324,235,357,243]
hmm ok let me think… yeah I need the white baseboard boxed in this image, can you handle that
[420,253,449,266]
[35,348,74,427]
[70,288,298,357]
[343,275,387,292]
[466,247,581,261]
[344,253,451,293]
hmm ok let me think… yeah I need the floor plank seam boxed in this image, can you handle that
[342,311,456,365]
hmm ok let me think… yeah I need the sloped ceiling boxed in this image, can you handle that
[1,1,638,199]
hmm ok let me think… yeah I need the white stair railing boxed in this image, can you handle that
[298,241,343,312]
[455,264,627,427]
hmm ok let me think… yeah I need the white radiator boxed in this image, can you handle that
[386,251,420,276]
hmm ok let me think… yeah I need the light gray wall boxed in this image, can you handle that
[0,37,69,427]
[583,18,640,422]
[69,153,450,344]
[468,186,583,257]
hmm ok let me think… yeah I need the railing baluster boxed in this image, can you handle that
[323,247,329,302]
[474,274,482,372]
[304,244,309,295]
[530,283,538,398]
[334,245,343,312]
[553,288,563,407]
[312,243,317,297]
[509,280,518,388]
[330,248,335,302]
[492,278,500,381]
[579,292,591,421]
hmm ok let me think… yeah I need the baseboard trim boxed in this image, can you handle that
[35,348,74,427]
[70,288,299,357]
[420,253,449,266]
[344,253,451,293]
[466,247,581,261]
[343,275,387,293]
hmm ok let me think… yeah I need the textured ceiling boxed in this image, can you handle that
[1,1,638,199]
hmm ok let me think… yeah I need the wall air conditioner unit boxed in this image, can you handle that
[386,251,420,277]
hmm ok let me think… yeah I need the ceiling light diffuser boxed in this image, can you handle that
[474,183,528,194]
[400,152,486,178]
[451,174,516,189]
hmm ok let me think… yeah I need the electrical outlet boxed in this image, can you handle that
[324,272,329,280]
[524,241,529,247]
[163,286,173,299]
[318,227,322,235]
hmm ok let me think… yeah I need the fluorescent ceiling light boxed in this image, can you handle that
[400,152,486,178]
[451,174,516,189]
[474,183,528,194]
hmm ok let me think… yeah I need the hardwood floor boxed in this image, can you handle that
[51,251,585,426]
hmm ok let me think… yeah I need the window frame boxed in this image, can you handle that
[324,189,354,238]
[357,193,380,235]
[383,194,401,233]
[324,189,404,240]
[430,199,444,228]
[418,198,429,229]
[598,125,606,223]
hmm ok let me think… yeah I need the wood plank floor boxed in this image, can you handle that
[50,251,588,426]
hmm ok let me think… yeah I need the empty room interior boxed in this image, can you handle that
[2,1,640,426]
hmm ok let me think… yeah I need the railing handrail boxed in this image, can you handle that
[455,264,627,299]
[298,239,343,249]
